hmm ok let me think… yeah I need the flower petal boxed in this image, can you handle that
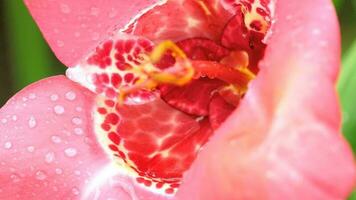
[24,0,160,66]
[0,76,165,199]
[177,0,356,199]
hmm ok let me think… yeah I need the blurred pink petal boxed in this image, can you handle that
[0,76,166,200]
[24,0,160,66]
[177,0,356,199]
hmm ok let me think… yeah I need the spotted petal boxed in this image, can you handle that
[177,0,356,199]
[0,76,166,200]
[24,0,160,66]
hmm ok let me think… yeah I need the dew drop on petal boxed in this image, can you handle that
[57,40,65,47]
[72,187,80,195]
[92,32,100,41]
[90,7,100,16]
[35,170,47,180]
[65,91,76,101]
[71,117,82,125]
[54,105,65,115]
[12,115,17,121]
[74,32,81,38]
[29,93,36,99]
[1,118,7,124]
[109,8,117,18]
[45,152,56,163]
[4,142,12,149]
[64,148,77,157]
[27,146,35,153]
[55,168,63,175]
[51,135,62,144]
[76,107,83,112]
[74,128,84,135]
[74,170,81,176]
[28,116,37,128]
[10,174,21,183]
[60,3,71,14]
[50,94,59,101]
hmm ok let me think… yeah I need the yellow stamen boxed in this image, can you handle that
[196,0,212,16]
[118,41,195,103]
[150,41,187,62]
[238,67,256,81]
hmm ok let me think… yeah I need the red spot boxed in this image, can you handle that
[124,73,134,83]
[111,74,122,87]
[101,123,111,131]
[165,188,175,194]
[170,183,180,188]
[136,177,145,183]
[108,132,121,145]
[108,144,119,151]
[87,40,113,69]
[144,179,152,187]
[105,100,115,107]
[97,107,107,114]
[105,113,120,125]
[156,182,164,189]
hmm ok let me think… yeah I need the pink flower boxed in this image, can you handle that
[0,0,355,199]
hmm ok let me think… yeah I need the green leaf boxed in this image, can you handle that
[348,190,356,200]
[338,40,356,154]
[333,0,344,11]
[4,1,64,92]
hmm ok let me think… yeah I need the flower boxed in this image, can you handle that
[0,0,355,199]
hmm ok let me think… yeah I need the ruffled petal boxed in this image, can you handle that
[0,76,166,200]
[177,0,356,199]
[24,0,160,66]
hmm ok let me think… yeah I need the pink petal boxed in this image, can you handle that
[0,76,166,199]
[24,0,159,66]
[177,0,356,199]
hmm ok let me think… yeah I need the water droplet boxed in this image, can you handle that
[35,170,47,180]
[92,32,100,41]
[64,147,77,157]
[50,94,59,101]
[27,146,35,153]
[54,105,65,115]
[1,118,7,124]
[65,91,76,101]
[51,135,62,144]
[12,115,17,121]
[4,142,12,149]
[45,152,55,163]
[57,40,64,47]
[109,8,117,18]
[74,128,83,135]
[76,107,83,112]
[55,168,63,175]
[71,117,82,125]
[90,7,100,16]
[60,3,71,14]
[74,32,81,38]
[312,28,321,35]
[22,97,28,102]
[29,93,36,99]
[10,174,21,183]
[72,187,80,195]
[28,116,37,128]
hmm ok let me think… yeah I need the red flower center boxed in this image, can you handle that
[66,0,271,195]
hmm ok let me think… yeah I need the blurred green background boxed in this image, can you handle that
[0,0,355,198]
